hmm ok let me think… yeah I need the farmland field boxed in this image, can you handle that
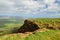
[0,18,60,40]
[0,16,24,36]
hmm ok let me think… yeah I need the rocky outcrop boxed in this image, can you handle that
[17,19,40,33]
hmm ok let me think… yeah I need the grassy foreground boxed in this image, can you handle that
[0,18,60,40]
[0,30,60,40]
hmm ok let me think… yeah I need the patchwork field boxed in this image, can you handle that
[0,17,24,36]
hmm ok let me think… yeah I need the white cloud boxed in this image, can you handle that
[0,0,15,13]
[0,0,14,5]
[42,3,60,12]
[44,0,55,4]
[0,0,60,15]
[40,0,60,12]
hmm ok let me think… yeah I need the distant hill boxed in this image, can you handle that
[0,16,25,28]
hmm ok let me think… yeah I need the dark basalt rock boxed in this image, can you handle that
[17,19,40,33]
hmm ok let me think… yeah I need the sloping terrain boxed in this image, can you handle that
[34,18,60,30]
[17,18,60,33]
[0,18,60,40]
[0,30,60,40]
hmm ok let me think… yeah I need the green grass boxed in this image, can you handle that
[33,18,60,23]
[0,18,60,40]
[0,30,60,40]
[0,18,24,36]
[25,30,60,40]
[0,34,26,40]
[32,18,60,29]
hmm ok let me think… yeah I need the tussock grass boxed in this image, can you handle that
[0,30,60,40]
[0,18,60,40]
[33,18,60,30]
[25,30,60,40]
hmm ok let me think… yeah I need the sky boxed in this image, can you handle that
[0,0,60,18]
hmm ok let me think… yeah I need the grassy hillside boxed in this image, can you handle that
[0,18,60,40]
[33,18,60,30]
[0,30,60,40]
[26,30,60,40]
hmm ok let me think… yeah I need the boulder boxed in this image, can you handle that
[17,19,40,33]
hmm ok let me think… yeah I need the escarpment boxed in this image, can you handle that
[17,19,40,33]
[17,19,60,33]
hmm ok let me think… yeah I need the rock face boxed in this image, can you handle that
[17,19,40,33]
